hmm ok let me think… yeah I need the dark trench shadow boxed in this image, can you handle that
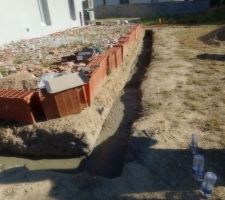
[0,139,225,200]
[197,53,225,61]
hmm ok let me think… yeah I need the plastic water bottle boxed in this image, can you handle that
[200,172,217,198]
[192,154,204,181]
[190,134,198,154]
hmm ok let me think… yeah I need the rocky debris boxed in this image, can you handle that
[0,24,133,78]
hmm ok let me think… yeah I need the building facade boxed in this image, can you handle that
[0,0,84,46]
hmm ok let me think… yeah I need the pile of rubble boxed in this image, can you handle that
[0,24,132,78]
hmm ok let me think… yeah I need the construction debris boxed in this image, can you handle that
[0,24,132,78]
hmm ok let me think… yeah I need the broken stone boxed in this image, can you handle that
[27,67,34,72]
[77,62,87,67]
[123,20,129,24]
[66,62,76,68]
[76,55,84,61]
[9,66,17,74]
[96,107,104,115]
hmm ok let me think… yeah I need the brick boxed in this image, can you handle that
[104,48,117,71]
[0,89,36,124]
[39,86,87,120]
[85,55,109,105]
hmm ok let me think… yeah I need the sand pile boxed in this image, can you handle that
[199,26,225,46]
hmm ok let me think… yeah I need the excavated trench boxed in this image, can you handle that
[0,30,153,177]
[76,30,153,178]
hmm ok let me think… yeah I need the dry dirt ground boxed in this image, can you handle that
[0,25,225,200]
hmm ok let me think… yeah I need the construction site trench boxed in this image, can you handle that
[0,30,153,178]
[76,30,153,178]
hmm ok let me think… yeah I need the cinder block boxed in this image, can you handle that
[45,72,86,94]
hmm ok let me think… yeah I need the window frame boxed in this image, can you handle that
[37,0,52,26]
[68,0,76,20]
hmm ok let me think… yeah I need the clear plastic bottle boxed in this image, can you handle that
[190,133,198,154]
[192,154,204,181]
[200,172,217,198]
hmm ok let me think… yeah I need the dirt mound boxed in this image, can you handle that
[0,71,38,90]
[199,26,225,46]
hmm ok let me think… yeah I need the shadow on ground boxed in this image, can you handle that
[197,53,225,61]
[0,140,225,200]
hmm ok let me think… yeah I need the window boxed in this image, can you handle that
[120,0,129,4]
[37,0,51,26]
[68,0,76,20]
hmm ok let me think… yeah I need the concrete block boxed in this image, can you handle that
[45,73,86,94]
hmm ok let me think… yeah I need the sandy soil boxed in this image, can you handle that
[0,26,225,200]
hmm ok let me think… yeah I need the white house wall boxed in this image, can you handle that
[0,0,84,46]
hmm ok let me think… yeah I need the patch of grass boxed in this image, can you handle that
[184,89,197,101]
[200,118,222,132]
[58,44,68,49]
[0,68,8,76]
[212,86,221,92]
[13,56,26,64]
[183,100,198,111]
[186,78,207,86]
[194,69,205,74]
[198,93,208,99]
[41,61,52,68]
[169,64,181,69]
[145,102,162,110]
[157,90,171,98]
[142,6,225,25]
[176,84,182,89]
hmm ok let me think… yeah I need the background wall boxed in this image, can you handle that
[0,0,84,46]
[94,0,120,6]
[94,0,209,19]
